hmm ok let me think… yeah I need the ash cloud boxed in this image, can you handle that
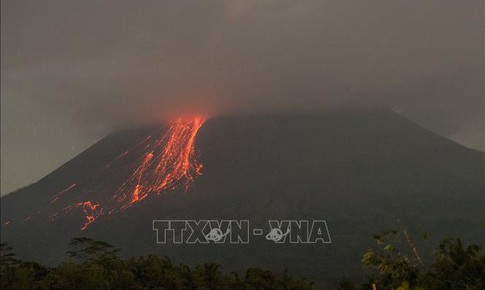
[1,0,483,194]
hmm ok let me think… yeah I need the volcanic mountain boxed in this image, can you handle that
[1,109,484,282]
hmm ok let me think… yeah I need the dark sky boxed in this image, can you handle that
[1,0,483,195]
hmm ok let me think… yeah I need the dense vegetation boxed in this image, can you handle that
[358,230,485,290]
[0,238,315,290]
[1,232,484,290]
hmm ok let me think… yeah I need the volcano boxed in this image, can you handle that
[1,109,484,282]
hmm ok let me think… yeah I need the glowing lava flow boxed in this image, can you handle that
[50,183,77,205]
[49,117,206,230]
[49,201,103,230]
[115,117,206,211]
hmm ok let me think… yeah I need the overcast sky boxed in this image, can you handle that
[1,0,483,195]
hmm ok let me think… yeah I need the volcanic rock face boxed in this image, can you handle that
[1,109,484,281]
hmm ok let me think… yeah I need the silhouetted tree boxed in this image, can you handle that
[362,230,421,288]
[419,238,485,290]
[66,237,120,262]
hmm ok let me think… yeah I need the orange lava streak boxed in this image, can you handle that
[49,117,206,230]
[50,183,77,204]
[116,117,205,211]
[78,201,102,231]
[50,201,103,231]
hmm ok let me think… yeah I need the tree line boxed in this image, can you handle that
[1,231,484,290]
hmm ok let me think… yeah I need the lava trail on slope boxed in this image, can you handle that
[47,117,206,230]
[114,117,205,211]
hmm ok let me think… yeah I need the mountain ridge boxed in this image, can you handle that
[2,109,483,282]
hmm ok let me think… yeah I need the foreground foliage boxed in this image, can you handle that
[360,231,485,290]
[0,239,316,290]
[1,233,484,290]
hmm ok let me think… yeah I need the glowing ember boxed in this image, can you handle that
[49,117,206,230]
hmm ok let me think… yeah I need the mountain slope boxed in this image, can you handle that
[1,109,484,282]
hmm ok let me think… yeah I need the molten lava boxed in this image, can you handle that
[50,183,77,205]
[50,201,103,231]
[115,117,205,211]
[49,117,206,230]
